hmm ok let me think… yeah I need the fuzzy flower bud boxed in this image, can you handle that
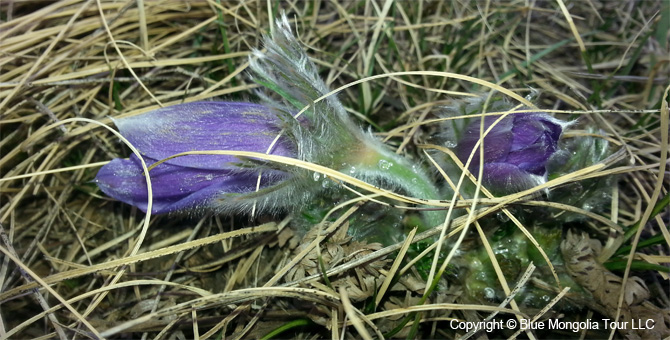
[456,113,567,194]
[95,102,294,214]
[96,15,445,230]
[248,15,445,227]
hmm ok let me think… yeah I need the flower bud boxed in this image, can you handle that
[96,15,446,229]
[95,102,294,214]
[456,112,568,194]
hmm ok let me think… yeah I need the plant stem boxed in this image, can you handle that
[354,145,446,229]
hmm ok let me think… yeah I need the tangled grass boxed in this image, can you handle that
[0,1,668,339]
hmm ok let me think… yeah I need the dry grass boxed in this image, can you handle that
[0,1,668,339]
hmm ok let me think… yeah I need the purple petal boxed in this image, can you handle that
[95,155,264,214]
[510,117,545,151]
[510,113,563,152]
[479,163,544,194]
[506,133,558,174]
[114,102,295,170]
[456,116,514,168]
[453,112,567,195]
[533,113,564,142]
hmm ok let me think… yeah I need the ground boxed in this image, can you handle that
[0,1,668,339]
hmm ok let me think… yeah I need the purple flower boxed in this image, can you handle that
[95,102,295,214]
[95,16,447,228]
[455,113,566,194]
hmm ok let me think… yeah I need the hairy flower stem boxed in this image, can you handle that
[350,146,445,229]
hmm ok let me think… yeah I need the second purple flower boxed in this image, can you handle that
[455,112,568,194]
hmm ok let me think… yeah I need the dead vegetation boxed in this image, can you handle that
[0,1,668,339]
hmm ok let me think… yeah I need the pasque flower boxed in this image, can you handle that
[96,15,445,228]
[455,112,567,194]
[95,102,295,214]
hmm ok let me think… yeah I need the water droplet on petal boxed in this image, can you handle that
[313,172,321,181]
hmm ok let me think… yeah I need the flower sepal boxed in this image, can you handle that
[545,130,616,221]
